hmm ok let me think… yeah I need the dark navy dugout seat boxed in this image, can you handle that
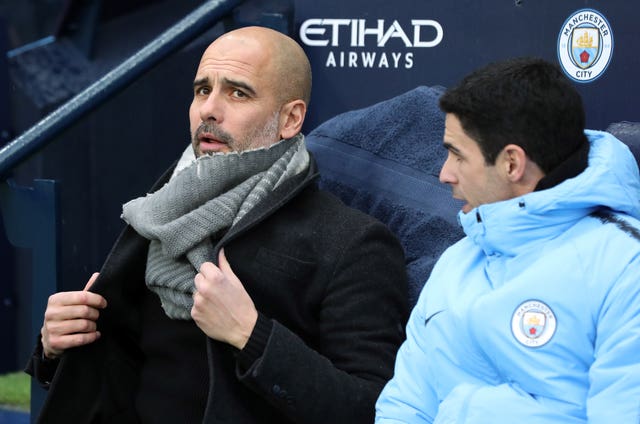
[607,121,640,165]
[306,86,464,306]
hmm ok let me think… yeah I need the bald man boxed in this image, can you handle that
[26,26,408,424]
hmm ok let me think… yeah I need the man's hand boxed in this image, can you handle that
[41,272,107,359]
[192,249,258,349]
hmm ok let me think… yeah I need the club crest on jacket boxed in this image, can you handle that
[511,300,557,348]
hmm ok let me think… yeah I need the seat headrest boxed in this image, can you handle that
[606,121,640,165]
[306,86,464,305]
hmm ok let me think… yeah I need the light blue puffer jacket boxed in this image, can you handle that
[376,130,640,423]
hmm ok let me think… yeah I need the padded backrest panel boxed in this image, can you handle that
[306,86,464,305]
[607,121,640,166]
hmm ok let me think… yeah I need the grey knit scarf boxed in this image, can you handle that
[121,134,309,319]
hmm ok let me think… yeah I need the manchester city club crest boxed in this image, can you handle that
[557,9,614,83]
[511,300,557,348]
[571,27,599,69]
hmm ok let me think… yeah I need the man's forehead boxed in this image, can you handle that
[207,31,271,58]
[197,41,272,77]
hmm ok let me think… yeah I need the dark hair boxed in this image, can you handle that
[439,57,588,173]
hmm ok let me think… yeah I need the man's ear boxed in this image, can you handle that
[279,99,306,140]
[500,144,528,182]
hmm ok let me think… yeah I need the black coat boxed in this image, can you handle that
[27,156,408,423]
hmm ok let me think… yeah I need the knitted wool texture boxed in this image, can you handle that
[121,134,308,319]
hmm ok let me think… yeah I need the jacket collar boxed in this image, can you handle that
[534,140,590,191]
[217,155,319,248]
[459,130,640,257]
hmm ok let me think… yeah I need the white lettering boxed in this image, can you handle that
[321,51,414,69]
[379,20,412,47]
[350,19,358,46]
[325,51,337,67]
[300,19,328,46]
[349,51,358,67]
[391,52,402,67]
[300,18,351,46]
[405,52,414,69]
[300,18,444,48]
[358,19,385,47]
[378,52,389,68]
[325,19,351,46]
[412,20,443,47]
[361,51,376,67]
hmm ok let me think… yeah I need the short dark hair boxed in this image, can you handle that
[439,57,588,173]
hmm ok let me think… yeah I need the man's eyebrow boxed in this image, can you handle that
[192,76,257,97]
[443,141,462,155]
[193,77,209,89]
[221,77,256,96]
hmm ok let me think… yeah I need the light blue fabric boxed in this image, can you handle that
[376,130,640,423]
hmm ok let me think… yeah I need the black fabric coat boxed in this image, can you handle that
[26,155,409,423]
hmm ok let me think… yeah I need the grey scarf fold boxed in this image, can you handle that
[121,134,309,319]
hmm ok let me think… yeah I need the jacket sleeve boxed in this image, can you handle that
[235,220,408,424]
[586,255,640,423]
[24,337,59,389]
[375,288,438,424]
[432,383,586,424]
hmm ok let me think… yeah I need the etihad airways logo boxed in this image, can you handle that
[299,18,443,69]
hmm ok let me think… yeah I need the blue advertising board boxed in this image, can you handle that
[293,0,638,132]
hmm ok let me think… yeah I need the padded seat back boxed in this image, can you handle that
[306,86,464,305]
[607,121,640,166]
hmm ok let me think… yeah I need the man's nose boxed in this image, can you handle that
[199,92,222,122]
[439,158,456,184]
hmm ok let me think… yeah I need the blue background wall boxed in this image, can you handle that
[294,0,638,132]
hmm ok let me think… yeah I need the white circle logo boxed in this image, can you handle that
[511,300,557,348]
[557,9,613,83]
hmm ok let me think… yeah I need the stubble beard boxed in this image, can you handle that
[192,111,281,157]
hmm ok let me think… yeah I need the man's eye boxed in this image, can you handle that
[196,86,210,96]
[232,89,247,98]
[447,150,463,163]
